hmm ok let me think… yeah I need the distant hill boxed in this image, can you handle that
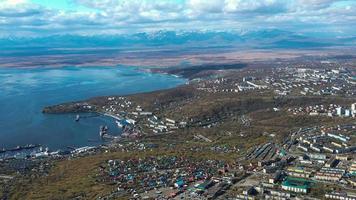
[0,29,353,51]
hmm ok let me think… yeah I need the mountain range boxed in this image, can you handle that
[1,29,355,51]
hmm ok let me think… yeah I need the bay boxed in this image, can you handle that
[0,66,185,150]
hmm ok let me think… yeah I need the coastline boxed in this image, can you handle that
[0,66,187,150]
[2,56,356,199]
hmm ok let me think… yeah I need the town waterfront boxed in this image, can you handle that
[0,66,186,150]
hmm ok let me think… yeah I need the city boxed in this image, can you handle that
[2,60,355,199]
[0,0,355,199]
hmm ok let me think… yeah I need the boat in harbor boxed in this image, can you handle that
[99,126,108,137]
[75,114,80,122]
[116,120,123,128]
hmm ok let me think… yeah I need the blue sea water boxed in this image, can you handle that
[0,66,186,150]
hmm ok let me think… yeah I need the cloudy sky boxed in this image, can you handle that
[0,0,355,37]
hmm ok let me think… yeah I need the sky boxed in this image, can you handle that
[0,0,355,37]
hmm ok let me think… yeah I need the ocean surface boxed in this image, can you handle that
[0,66,186,150]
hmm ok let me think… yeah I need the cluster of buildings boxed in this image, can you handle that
[97,156,239,199]
[237,77,268,92]
[325,192,356,200]
[195,65,355,100]
[288,103,356,118]
[234,155,356,199]
[268,67,355,97]
[232,122,356,200]
[196,75,269,94]
[234,176,313,199]
[101,96,189,137]
[336,103,356,117]
[146,116,187,134]
[104,96,133,112]
[296,125,355,155]
[196,78,240,93]
[245,143,278,161]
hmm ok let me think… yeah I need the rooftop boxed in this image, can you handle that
[282,177,312,189]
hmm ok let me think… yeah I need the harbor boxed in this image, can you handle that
[0,111,129,160]
[0,66,186,150]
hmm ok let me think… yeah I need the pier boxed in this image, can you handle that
[104,113,123,121]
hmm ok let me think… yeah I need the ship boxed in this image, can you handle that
[99,126,109,137]
[75,114,80,122]
[116,120,123,128]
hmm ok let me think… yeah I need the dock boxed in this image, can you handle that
[104,113,123,121]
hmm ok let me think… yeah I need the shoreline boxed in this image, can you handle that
[1,66,187,150]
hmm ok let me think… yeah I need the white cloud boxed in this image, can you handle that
[0,0,354,37]
[223,0,284,13]
[0,0,27,6]
[187,0,223,13]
